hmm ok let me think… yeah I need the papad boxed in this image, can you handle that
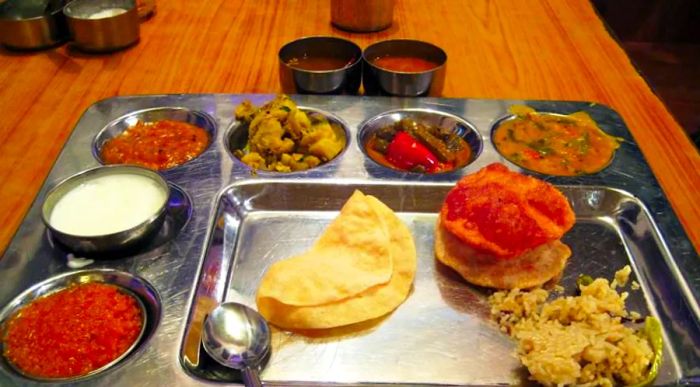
[257,191,393,307]
[257,195,416,329]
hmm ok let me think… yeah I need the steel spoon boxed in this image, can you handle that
[202,302,271,387]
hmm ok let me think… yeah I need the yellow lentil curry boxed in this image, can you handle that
[493,105,621,176]
[233,95,346,172]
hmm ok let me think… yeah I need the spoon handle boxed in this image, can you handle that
[241,367,262,387]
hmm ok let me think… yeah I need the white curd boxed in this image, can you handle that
[50,173,167,236]
[88,8,128,19]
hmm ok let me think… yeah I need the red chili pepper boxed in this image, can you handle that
[385,131,440,172]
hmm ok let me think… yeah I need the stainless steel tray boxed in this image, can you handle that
[0,94,698,386]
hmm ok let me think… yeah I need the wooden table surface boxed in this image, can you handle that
[0,0,698,254]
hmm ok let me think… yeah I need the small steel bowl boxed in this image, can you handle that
[362,39,447,97]
[41,165,170,254]
[279,36,362,95]
[358,108,482,174]
[490,112,619,176]
[63,0,139,53]
[226,106,351,175]
[0,0,69,50]
[93,107,217,170]
[0,268,160,383]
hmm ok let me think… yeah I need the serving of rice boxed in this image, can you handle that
[489,266,657,386]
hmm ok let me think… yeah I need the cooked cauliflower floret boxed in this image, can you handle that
[286,108,311,141]
[240,152,266,169]
[249,118,295,155]
[234,95,345,172]
[234,100,257,122]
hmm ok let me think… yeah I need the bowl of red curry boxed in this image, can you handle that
[93,107,217,171]
[362,39,447,97]
[0,269,159,382]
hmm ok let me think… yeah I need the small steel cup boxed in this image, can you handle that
[0,0,69,50]
[362,39,447,97]
[63,0,139,53]
[41,165,169,254]
[358,108,482,174]
[279,36,362,95]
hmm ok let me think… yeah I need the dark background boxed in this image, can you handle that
[593,0,700,148]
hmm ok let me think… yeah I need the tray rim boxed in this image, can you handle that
[1,94,697,386]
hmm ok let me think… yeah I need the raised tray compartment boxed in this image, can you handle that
[181,179,698,385]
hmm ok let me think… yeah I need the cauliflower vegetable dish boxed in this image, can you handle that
[233,95,346,172]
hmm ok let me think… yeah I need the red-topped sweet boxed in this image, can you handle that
[435,163,576,289]
[441,163,575,258]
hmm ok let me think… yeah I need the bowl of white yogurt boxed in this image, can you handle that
[41,165,169,254]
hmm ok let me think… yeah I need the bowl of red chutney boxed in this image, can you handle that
[93,107,216,171]
[0,269,158,382]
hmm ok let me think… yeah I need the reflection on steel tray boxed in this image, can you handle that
[0,94,697,386]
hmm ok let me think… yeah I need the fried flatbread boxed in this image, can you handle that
[434,218,570,289]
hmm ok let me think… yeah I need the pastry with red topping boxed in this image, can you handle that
[434,163,575,289]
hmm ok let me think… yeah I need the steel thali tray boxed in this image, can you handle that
[0,94,698,386]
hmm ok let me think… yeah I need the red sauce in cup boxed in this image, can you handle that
[373,55,438,72]
[3,283,143,379]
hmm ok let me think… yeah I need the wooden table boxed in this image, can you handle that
[0,0,698,254]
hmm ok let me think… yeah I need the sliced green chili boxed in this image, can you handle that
[629,316,663,387]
